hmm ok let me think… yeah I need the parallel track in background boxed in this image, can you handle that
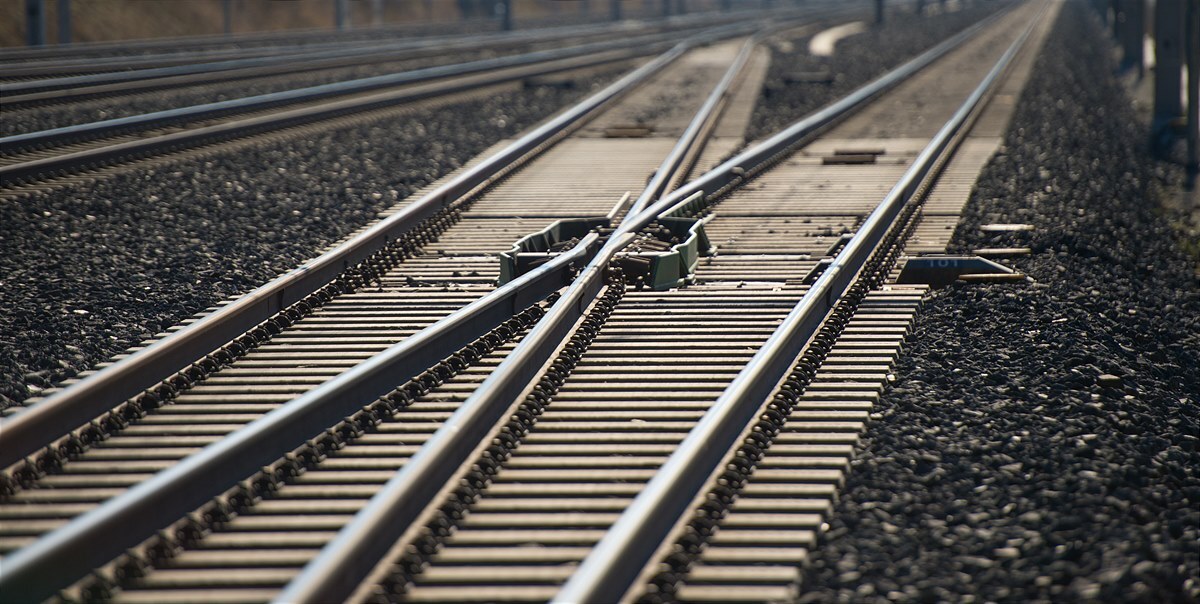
[0,14,747,108]
[1,10,822,188]
[0,7,768,76]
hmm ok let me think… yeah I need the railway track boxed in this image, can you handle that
[0,6,747,76]
[1,13,824,189]
[0,21,643,85]
[0,18,512,69]
[0,12,768,109]
[0,4,857,142]
[0,1,1057,602]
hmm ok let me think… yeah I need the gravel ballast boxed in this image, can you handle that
[0,70,626,410]
[798,4,1199,602]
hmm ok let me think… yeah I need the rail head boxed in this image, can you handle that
[0,18,677,97]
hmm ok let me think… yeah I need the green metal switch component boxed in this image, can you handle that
[498,217,611,284]
[639,191,715,290]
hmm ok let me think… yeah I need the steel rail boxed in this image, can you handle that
[0,47,313,80]
[0,17,516,64]
[268,28,766,604]
[0,25,584,79]
[3,42,547,103]
[0,234,598,604]
[555,6,1046,602]
[0,26,705,155]
[1,17,747,102]
[0,9,730,70]
[628,34,758,218]
[0,47,666,183]
[1,43,410,91]
[0,20,658,94]
[2,3,851,99]
[0,40,692,473]
[0,5,764,66]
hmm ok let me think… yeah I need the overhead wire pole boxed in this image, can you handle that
[57,0,69,44]
[1117,0,1144,76]
[26,0,46,46]
[222,0,233,36]
[611,0,622,21]
[335,0,349,30]
[1187,0,1199,187]
[371,0,384,27]
[1151,0,1184,155]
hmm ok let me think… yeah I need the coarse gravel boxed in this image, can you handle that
[746,2,1009,142]
[0,69,627,410]
[798,3,1199,603]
